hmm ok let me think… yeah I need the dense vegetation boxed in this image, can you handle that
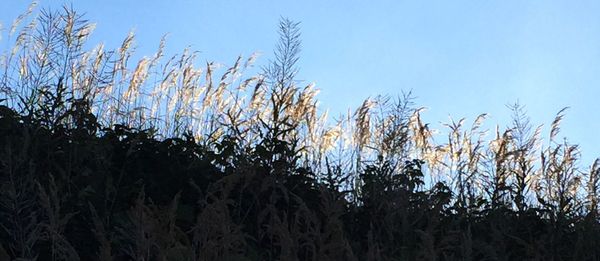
[1,4,599,260]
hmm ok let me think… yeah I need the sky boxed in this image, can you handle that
[2,1,600,165]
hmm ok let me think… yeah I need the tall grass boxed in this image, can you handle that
[1,4,599,260]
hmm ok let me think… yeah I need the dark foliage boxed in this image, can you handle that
[0,98,599,260]
[1,5,600,261]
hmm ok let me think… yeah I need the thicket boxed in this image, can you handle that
[1,4,599,260]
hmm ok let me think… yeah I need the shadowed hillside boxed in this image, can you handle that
[1,5,599,260]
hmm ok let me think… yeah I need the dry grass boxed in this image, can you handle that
[3,2,595,207]
[1,4,600,260]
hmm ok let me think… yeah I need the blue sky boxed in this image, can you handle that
[2,1,600,165]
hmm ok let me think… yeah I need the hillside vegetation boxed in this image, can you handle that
[1,4,599,260]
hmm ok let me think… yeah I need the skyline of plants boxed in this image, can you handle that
[1,3,599,260]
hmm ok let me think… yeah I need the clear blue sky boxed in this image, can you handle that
[3,1,600,165]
